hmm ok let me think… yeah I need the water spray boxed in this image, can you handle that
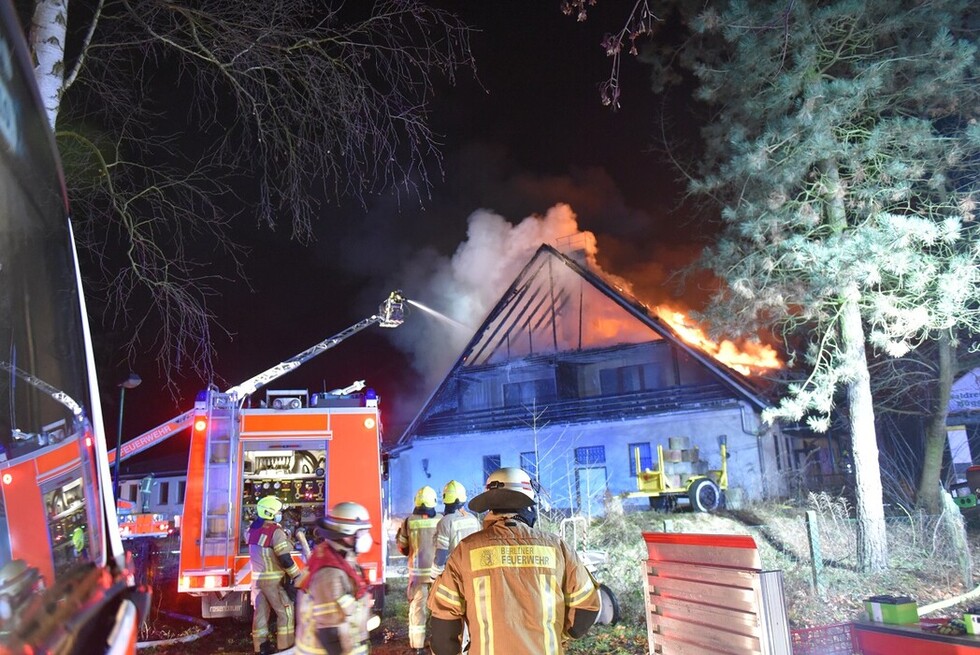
[406,299,472,332]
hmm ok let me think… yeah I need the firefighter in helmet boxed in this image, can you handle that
[428,467,601,655]
[248,495,301,654]
[430,480,480,581]
[295,501,376,655]
[396,485,440,654]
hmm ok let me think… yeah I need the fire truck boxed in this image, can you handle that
[107,292,405,618]
[0,2,144,652]
[179,382,393,619]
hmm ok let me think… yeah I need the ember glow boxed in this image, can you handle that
[655,305,782,376]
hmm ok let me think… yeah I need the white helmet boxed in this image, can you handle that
[317,501,372,537]
[468,467,535,513]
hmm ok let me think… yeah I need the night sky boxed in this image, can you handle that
[108,3,715,455]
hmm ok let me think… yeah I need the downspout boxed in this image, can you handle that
[738,403,770,497]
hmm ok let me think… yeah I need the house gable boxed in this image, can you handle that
[398,244,768,445]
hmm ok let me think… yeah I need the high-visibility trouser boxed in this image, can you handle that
[253,578,295,652]
[407,577,431,649]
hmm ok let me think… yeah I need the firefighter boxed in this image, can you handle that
[248,495,301,654]
[396,485,440,654]
[295,501,375,655]
[430,480,480,581]
[71,525,87,558]
[428,467,601,655]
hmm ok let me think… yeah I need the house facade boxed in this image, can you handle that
[389,245,792,517]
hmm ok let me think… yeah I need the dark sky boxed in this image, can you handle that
[108,3,712,450]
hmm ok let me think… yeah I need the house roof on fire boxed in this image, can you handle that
[395,244,770,447]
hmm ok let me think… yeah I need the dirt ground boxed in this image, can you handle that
[135,539,447,655]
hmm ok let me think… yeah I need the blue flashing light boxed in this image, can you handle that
[365,388,378,400]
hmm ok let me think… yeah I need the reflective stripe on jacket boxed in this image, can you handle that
[248,520,300,582]
[428,513,600,655]
[433,509,481,553]
[295,546,371,655]
[397,514,439,579]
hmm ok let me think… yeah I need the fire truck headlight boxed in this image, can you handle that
[1,473,11,485]
[194,417,207,432]
[363,417,376,430]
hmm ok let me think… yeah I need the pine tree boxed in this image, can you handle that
[666,0,980,571]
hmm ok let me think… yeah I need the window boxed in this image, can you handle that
[127,484,138,502]
[502,378,557,407]
[158,481,170,505]
[629,442,653,476]
[599,364,658,394]
[177,480,186,505]
[575,445,605,466]
[520,451,538,478]
[483,455,501,481]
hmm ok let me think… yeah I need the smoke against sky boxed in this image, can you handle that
[120,3,718,438]
[388,203,595,387]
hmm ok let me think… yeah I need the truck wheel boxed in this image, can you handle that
[688,479,721,512]
[596,583,620,625]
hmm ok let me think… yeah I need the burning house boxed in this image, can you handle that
[388,243,792,516]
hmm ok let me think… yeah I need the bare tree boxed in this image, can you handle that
[27,0,475,381]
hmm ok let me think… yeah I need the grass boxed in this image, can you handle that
[381,495,980,654]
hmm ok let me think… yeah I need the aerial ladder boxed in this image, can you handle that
[107,290,407,466]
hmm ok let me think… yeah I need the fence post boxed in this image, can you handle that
[805,510,825,594]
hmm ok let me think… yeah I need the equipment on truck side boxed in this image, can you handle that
[625,436,728,512]
[0,3,145,651]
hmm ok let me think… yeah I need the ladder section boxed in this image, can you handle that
[200,391,238,563]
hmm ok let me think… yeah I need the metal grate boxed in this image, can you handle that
[790,622,859,655]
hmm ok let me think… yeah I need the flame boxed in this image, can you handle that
[655,305,782,376]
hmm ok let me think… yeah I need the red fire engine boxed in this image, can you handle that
[108,292,405,617]
[0,1,144,651]
[179,384,391,618]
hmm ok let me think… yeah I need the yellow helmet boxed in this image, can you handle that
[256,495,284,520]
[414,486,437,509]
[442,480,467,504]
[468,467,535,513]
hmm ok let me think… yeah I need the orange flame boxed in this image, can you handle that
[655,305,782,376]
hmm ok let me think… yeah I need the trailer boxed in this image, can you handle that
[626,436,728,512]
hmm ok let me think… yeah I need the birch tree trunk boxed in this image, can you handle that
[28,0,68,130]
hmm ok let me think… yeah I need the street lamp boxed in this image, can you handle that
[113,372,142,500]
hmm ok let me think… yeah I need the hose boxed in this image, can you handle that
[917,584,980,618]
[136,610,213,650]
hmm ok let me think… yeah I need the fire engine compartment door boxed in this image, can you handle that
[240,439,328,554]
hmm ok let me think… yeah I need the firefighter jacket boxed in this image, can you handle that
[295,541,371,655]
[248,519,301,583]
[431,509,481,579]
[428,513,601,655]
[396,513,439,580]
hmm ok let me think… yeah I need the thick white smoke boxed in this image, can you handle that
[391,203,598,388]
